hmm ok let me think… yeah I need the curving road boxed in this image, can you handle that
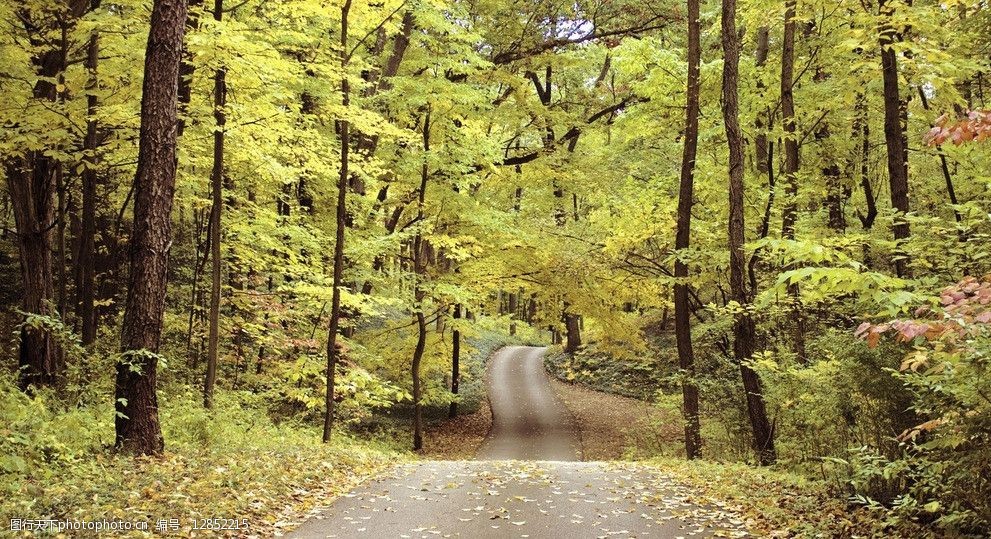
[288,346,750,538]
[477,346,581,461]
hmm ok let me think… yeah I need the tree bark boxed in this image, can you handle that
[203,0,225,409]
[449,303,461,419]
[854,96,878,229]
[879,0,911,278]
[115,0,187,455]
[323,0,352,443]
[779,0,808,364]
[780,0,799,239]
[411,110,431,451]
[563,305,582,354]
[6,5,79,390]
[79,0,101,345]
[754,26,771,174]
[675,0,702,460]
[721,0,776,465]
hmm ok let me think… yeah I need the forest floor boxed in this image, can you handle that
[549,378,681,460]
[421,397,492,460]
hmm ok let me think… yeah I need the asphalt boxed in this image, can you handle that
[477,346,582,461]
[287,346,750,538]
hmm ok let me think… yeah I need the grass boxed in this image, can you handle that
[1,384,404,538]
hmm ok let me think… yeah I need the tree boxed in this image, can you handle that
[114,0,188,455]
[449,303,461,419]
[203,0,226,409]
[411,109,431,451]
[721,0,776,466]
[323,0,352,443]
[4,3,87,390]
[879,0,911,278]
[779,0,807,364]
[78,0,102,346]
[675,0,702,461]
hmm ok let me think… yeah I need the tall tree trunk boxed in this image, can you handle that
[322,0,352,443]
[879,0,911,278]
[721,0,776,465]
[779,0,808,364]
[675,0,703,460]
[854,96,878,229]
[754,26,771,173]
[176,0,203,137]
[115,0,187,455]
[411,110,431,451]
[6,5,77,390]
[79,0,101,345]
[203,0,225,409]
[449,303,461,419]
[780,0,799,239]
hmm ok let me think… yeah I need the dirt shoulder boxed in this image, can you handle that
[420,397,492,460]
[549,378,681,460]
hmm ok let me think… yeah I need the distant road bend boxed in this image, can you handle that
[288,346,749,538]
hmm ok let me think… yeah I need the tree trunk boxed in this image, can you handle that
[6,5,79,390]
[779,0,808,364]
[780,0,799,239]
[675,0,703,460]
[411,110,431,451]
[563,307,581,354]
[203,0,225,409]
[721,0,776,466]
[114,0,187,455]
[323,0,352,443]
[754,26,771,174]
[916,87,962,225]
[879,0,911,278]
[449,304,461,419]
[854,96,878,229]
[79,0,101,345]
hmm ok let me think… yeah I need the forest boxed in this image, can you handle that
[1,0,990,537]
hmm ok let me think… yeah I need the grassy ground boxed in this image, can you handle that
[0,385,405,538]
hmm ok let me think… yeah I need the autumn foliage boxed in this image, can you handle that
[925,110,991,145]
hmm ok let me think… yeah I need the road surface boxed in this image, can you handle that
[287,346,749,538]
[477,346,581,460]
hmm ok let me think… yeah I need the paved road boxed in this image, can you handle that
[288,346,750,538]
[477,346,581,461]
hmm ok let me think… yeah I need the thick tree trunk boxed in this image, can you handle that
[563,308,581,354]
[7,159,60,390]
[449,303,461,419]
[675,0,702,460]
[115,0,187,455]
[6,5,76,390]
[721,0,776,466]
[879,0,911,278]
[323,0,352,443]
[203,0,225,409]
